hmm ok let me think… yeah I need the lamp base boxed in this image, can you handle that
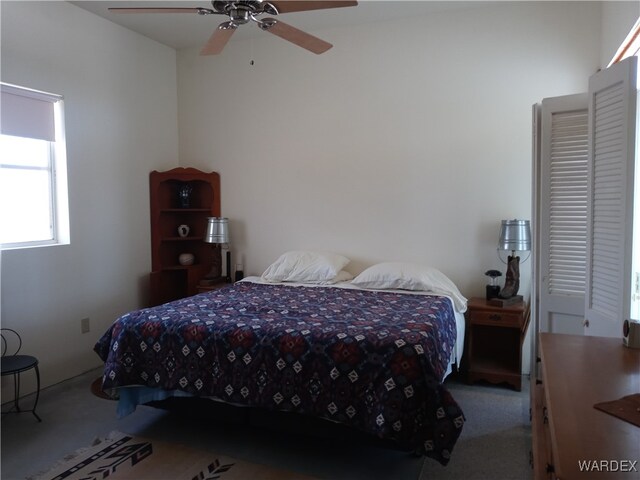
[498,254,520,299]
[488,295,523,307]
[202,243,223,285]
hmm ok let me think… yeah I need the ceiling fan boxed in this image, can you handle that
[109,1,358,55]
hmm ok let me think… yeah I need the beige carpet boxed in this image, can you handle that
[34,431,318,480]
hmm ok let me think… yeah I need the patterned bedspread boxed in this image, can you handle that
[94,281,464,464]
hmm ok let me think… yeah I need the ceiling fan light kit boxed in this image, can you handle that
[110,0,357,55]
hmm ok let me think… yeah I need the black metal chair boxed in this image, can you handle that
[1,328,41,422]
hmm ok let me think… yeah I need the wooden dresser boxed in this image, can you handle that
[532,333,640,479]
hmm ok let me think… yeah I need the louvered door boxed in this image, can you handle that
[535,56,637,337]
[585,56,637,336]
[538,94,589,334]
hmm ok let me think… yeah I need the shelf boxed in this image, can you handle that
[160,208,210,213]
[161,237,204,242]
[470,357,520,376]
[149,168,221,306]
[162,264,202,271]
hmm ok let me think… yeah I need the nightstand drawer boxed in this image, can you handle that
[468,311,522,328]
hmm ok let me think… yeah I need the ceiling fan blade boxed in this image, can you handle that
[200,23,237,55]
[259,18,331,54]
[108,8,203,14]
[271,1,357,14]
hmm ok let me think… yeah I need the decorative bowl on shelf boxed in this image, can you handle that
[178,253,195,266]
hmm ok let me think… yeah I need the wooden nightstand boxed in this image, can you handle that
[465,297,530,391]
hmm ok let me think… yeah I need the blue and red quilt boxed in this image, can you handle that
[95,281,464,464]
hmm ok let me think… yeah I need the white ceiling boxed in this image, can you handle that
[71,1,497,50]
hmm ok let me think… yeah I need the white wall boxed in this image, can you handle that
[177,2,604,376]
[0,1,179,394]
[0,0,624,391]
[177,2,601,300]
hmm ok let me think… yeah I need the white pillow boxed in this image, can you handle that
[351,262,467,312]
[261,251,351,283]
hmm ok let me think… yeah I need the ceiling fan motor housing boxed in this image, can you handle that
[211,0,278,19]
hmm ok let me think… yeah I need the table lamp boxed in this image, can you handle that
[202,217,229,284]
[497,219,531,303]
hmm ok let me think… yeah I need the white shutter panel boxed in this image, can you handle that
[548,106,589,295]
[538,94,588,334]
[585,56,637,336]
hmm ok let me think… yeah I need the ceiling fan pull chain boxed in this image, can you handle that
[250,35,255,66]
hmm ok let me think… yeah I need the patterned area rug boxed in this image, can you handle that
[33,431,318,480]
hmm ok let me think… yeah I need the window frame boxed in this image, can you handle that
[0,83,70,250]
[608,17,640,67]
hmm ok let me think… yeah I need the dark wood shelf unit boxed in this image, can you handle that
[149,168,220,306]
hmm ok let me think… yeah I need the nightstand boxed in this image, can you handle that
[465,297,530,391]
[196,281,229,293]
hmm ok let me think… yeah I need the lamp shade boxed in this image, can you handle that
[204,217,229,244]
[498,219,531,252]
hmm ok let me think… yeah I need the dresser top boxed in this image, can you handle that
[540,333,640,480]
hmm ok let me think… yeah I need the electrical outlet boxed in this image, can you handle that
[81,317,90,334]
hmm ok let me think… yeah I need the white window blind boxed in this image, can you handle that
[1,84,59,141]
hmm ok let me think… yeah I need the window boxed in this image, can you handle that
[608,17,640,67]
[0,83,69,249]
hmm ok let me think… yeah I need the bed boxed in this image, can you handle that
[94,253,467,465]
